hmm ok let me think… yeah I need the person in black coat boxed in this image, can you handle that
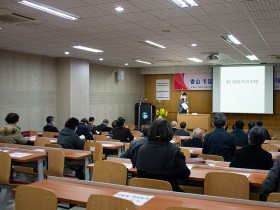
[43,116,59,132]
[75,118,92,140]
[256,120,271,140]
[183,128,203,148]
[112,117,134,142]
[230,120,248,147]
[94,119,112,134]
[57,117,86,179]
[134,119,190,192]
[202,113,236,162]
[174,122,190,136]
[230,126,273,170]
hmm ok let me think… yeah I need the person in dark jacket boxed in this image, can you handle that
[230,126,273,170]
[247,121,255,134]
[230,120,248,147]
[256,120,271,140]
[112,117,134,142]
[95,119,112,134]
[87,117,96,133]
[43,116,59,132]
[174,122,190,136]
[57,117,86,179]
[135,119,190,192]
[202,113,236,162]
[183,128,203,148]
[263,156,280,196]
[75,118,92,140]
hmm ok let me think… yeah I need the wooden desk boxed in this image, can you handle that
[177,114,211,132]
[95,141,124,157]
[28,137,57,144]
[29,177,280,209]
[0,147,46,180]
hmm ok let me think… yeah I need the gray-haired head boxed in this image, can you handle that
[212,113,227,128]
[193,128,203,139]
[249,126,266,145]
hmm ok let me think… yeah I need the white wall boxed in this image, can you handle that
[0,49,57,131]
[89,64,144,125]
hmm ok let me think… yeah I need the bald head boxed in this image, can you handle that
[193,128,203,139]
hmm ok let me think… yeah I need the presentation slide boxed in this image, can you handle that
[213,65,273,114]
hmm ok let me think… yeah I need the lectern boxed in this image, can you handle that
[135,103,155,129]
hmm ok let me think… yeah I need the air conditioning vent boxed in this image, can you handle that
[0,8,36,24]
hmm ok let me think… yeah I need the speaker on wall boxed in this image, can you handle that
[117,70,124,81]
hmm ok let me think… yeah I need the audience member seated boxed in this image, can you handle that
[87,117,96,133]
[57,117,86,179]
[108,120,117,135]
[75,118,92,140]
[183,128,203,148]
[112,117,134,142]
[134,119,190,192]
[202,113,236,162]
[0,113,28,144]
[171,121,178,133]
[247,121,255,133]
[230,120,248,147]
[174,122,190,136]
[263,156,280,195]
[256,120,271,140]
[95,119,112,134]
[43,116,59,132]
[120,125,149,164]
[230,126,273,170]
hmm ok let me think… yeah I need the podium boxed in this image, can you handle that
[177,114,211,132]
[135,103,155,129]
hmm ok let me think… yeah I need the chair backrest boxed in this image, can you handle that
[93,160,127,185]
[30,131,38,137]
[268,130,274,138]
[101,131,109,135]
[95,135,107,141]
[198,154,224,161]
[262,144,278,152]
[204,172,249,199]
[34,137,51,146]
[45,144,62,148]
[124,143,130,151]
[267,193,280,203]
[268,140,280,145]
[129,178,172,191]
[45,150,65,177]
[42,132,54,138]
[15,185,57,210]
[127,124,136,132]
[0,152,11,184]
[84,142,103,162]
[86,194,136,210]
[166,207,202,210]
[180,147,191,158]
[173,135,182,146]
[133,133,143,137]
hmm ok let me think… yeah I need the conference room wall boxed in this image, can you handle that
[89,64,144,126]
[0,49,57,131]
[144,73,280,129]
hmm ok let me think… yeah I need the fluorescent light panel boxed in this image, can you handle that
[72,45,103,53]
[115,6,124,12]
[188,58,203,62]
[135,60,151,65]
[144,40,166,49]
[227,35,241,45]
[246,55,259,61]
[171,0,198,8]
[18,0,79,20]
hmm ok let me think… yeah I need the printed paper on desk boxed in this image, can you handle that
[170,140,175,143]
[34,149,45,152]
[186,164,193,170]
[50,139,57,143]
[114,192,154,206]
[101,143,113,147]
[122,163,132,169]
[235,172,251,178]
[29,136,36,141]
[10,153,32,158]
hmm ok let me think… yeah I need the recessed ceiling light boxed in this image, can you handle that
[64,51,69,55]
[72,45,103,53]
[0,28,2,30]
[99,58,103,61]
[18,0,79,20]
[246,55,259,61]
[144,40,166,49]
[171,0,198,8]
[187,58,203,62]
[125,63,128,66]
[115,6,124,12]
[135,60,151,65]
[227,35,241,45]
[191,43,197,47]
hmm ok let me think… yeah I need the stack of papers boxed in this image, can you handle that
[10,152,32,158]
[114,192,154,206]
[122,163,132,169]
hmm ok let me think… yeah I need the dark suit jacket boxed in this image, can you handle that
[263,156,280,194]
[183,137,203,148]
[174,129,190,136]
[230,144,273,170]
[57,127,85,150]
[95,123,112,133]
[202,128,236,162]
[75,123,92,140]
[112,126,134,142]
[230,128,248,147]
[43,124,59,132]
